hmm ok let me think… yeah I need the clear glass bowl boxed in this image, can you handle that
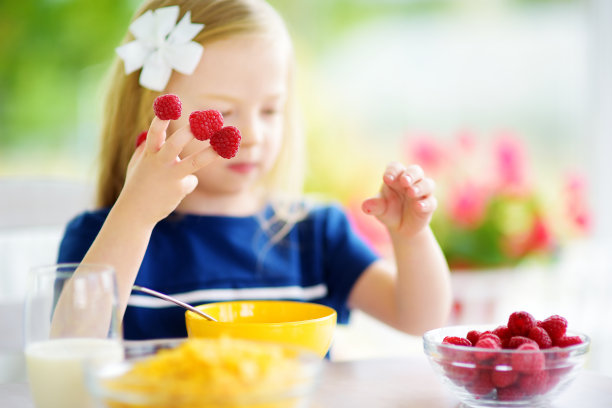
[85,338,322,408]
[423,325,590,407]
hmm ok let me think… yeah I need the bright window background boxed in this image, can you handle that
[279,0,591,203]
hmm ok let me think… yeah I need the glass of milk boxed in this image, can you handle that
[23,263,124,408]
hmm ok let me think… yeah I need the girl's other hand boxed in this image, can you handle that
[116,117,217,226]
[361,162,437,239]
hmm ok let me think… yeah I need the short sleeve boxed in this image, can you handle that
[57,210,109,263]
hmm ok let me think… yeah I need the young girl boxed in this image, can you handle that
[58,0,452,341]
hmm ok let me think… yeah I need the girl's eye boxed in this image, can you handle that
[262,108,279,116]
[220,110,233,117]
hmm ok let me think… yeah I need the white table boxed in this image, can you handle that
[3,356,612,407]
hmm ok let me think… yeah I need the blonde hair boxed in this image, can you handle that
[96,0,306,229]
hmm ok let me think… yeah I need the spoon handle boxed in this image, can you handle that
[132,285,217,322]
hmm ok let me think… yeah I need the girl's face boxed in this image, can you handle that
[166,34,289,213]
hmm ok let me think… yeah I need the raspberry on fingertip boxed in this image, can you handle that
[153,94,182,120]
[189,110,224,141]
[210,126,241,159]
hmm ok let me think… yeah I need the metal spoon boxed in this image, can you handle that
[132,285,217,322]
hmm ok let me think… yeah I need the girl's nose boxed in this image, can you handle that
[237,111,263,146]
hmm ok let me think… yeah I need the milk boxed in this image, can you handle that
[25,338,123,408]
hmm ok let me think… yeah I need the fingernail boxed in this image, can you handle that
[386,174,395,181]
[403,174,412,185]
[412,186,420,196]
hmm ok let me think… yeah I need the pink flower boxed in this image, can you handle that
[572,212,590,232]
[526,216,555,253]
[492,132,528,193]
[502,216,555,259]
[447,182,489,229]
[403,132,446,175]
[398,128,590,268]
[455,129,477,154]
[564,173,591,234]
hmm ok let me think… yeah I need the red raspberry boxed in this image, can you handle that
[511,343,545,373]
[539,315,568,342]
[555,335,583,348]
[153,94,182,120]
[443,360,478,386]
[528,326,553,349]
[466,330,481,346]
[474,337,500,361]
[545,345,564,358]
[507,336,537,349]
[546,347,574,377]
[189,110,224,141]
[465,369,495,396]
[210,126,241,159]
[135,131,147,148]
[492,325,512,347]
[496,384,525,401]
[440,340,476,385]
[518,369,550,395]
[546,368,564,390]
[491,369,518,388]
[479,333,502,347]
[491,356,518,388]
[441,343,474,363]
[442,336,472,347]
[508,311,537,336]
[440,339,474,362]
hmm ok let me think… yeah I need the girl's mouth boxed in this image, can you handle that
[228,163,257,174]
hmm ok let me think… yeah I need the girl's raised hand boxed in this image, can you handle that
[361,162,437,239]
[115,116,218,226]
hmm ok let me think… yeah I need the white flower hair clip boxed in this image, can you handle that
[116,5,204,92]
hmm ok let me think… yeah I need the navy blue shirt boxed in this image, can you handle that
[58,204,379,340]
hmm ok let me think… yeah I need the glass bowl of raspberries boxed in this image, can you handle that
[423,311,589,407]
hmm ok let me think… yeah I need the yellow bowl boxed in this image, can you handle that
[185,300,337,358]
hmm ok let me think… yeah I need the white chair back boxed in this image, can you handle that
[0,177,94,382]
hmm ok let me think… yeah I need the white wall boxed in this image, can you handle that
[588,0,612,241]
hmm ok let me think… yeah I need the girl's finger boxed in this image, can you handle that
[181,138,207,159]
[383,163,419,200]
[409,177,436,198]
[416,195,438,213]
[362,197,387,217]
[382,162,406,185]
[146,117,169,152]
[384,163,425,192]
[175,146,219,175]
[159,125,204,162]
[181,174,199,196]
[403,164,425,185]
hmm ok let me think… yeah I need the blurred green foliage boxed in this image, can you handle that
[0,0,138,151]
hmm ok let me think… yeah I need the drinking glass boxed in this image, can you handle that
[23,263,123,408]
